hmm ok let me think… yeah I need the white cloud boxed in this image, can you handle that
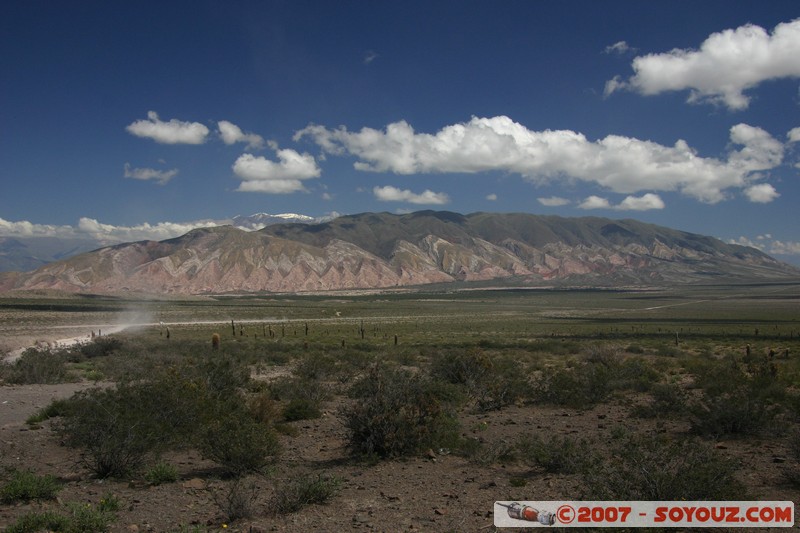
[126,111,210,144]
[768,240,800,255]
[364,50,379,65]
[0,216,221,244]
[537,196,570,207]
[373,185,450,205]
[296,115,785,204]
[0,217,76,238]
[579,196,612,210]
[616,193,665,211]
[788,127,800,143]
[233,148,321,194]
[744,183,780,203]
[730,235,800,257]
[217,120,265,150]
[604,41,633,54]
[486,193,498,201]
[123,163,178,185]
[76,217,221,243]
[576,193,665,211]
[606,18,800,110]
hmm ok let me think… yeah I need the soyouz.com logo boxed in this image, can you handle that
[494,501,795,527]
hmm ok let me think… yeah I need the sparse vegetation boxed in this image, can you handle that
[2,347,74,384]
[342,364,460,458]
[516,434,594,474]
[583,433,744,500]
[1,283,799,529]
[144,461,179,485]
[268,473,341,515]
[5,501,116,533]
[1,470,61,503]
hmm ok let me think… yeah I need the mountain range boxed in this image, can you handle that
[0,213,325,273]
[0,211,797,294]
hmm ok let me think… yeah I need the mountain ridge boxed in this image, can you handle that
[1,211,796,295]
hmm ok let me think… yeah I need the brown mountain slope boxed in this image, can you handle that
[0,212,797,294]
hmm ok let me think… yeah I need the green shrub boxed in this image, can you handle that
[292,354,338,381]
[535,363,612,408]
[268,473,341,515]
[282,398,322,421]
[73,337,123,360]
[98,492,121,513]
[460,438,517,466]
[247,391,281,425]
[188,355,251,398]
[1,470,61,503]
[5,501,115,533]
[516,434,594,474]
[26,398,75,426]
[269,376,331,405]
[690,387,781,437]
[144,461,179,485]
[63,502,116,532]
[5,510,70,533]
[341,364,460,458]
[632,382,688,419]
[430,349,493,388]
[6,348,73,384]
[199,409,280,477]
[56,375,206,478]
[583,434,744,500]
[536,355,658,409]
[212,477,261,522]
[429,349,529,411]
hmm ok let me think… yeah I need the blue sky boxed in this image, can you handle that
[1,1,799,263]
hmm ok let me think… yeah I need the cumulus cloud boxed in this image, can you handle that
[126,111,210,144]
[768,240,800,255]
[373,185,450,205]
[788,127,800,143]
[730,235,800,257]
[577,193,665,211]
[76,217,221,244]
[296,115,785,204]
[0,216,222,245]
[744,183,780,203]
[606,18,800,110]
[123,163,178,185]
[233,148,321,194]
[217,120,265,150]
[0,217,76,238]
[537,196,570,207]
[616,193,665,211]
[579,196,612,210]
[486,193,498,201]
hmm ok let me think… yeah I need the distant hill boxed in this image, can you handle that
[0,236,101,273]
[0,212,329,273]
[1,211,797,294]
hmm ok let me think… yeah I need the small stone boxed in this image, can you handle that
[434,508,446,515]
[127,525,140,532]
